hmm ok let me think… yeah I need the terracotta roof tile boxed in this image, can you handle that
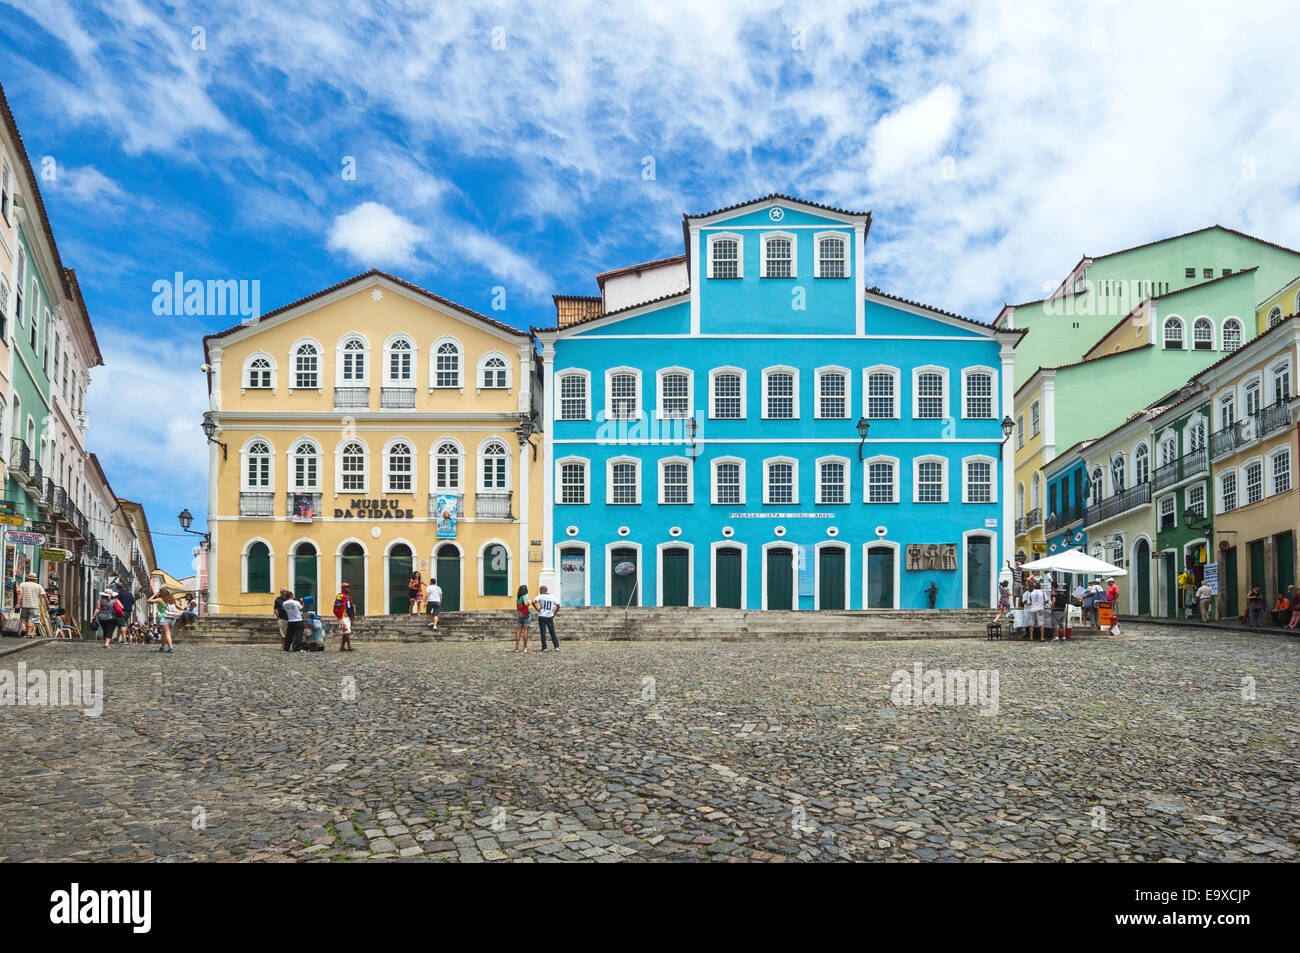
[684,193,871,220]
[552,294,604,328]
[594,255,685,288]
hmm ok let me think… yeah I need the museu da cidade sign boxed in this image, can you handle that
[333,499,416,519]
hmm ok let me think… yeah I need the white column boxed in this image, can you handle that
[688,227,701,335]
[999,344,1016,571]
[207,435,220,613]
[517,344,534,593]
[854,222,866,336]
[539,342,557,590]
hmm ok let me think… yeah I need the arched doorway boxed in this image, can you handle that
[341,542,366,615]
[292,541,318,608]
[610,547,639,607]
[714,546,742,608]
[965,534,992,608]
[866,545,895,609]
[387,543,413,614]
[661,546,690,606]
[435,544,461,611]
[483,543,509,597]
[818,545,846,610]
[559,545,586,606]
[765,546,793,610]
[1134,539,1151,615]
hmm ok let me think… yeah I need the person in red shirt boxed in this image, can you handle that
[1104,577,1123,636]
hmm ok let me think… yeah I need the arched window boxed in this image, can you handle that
[709,235,741,279]
[245,355,273,389]
[1221,319,1242,352]
[1187,419,1207,453]
[1089,466,1103,507]
[434,440,462,492]
[1110,453,1125,492]
[1271,359,1292,406]
[481,354,508,389]
[1163,318,1184,349]
[434,339,462,388]
[340,336,367,382]
[480,440,509,491]
[1158,435,1177,467]
[816,234,846,278]
[1030,472,1041,513]
[245,541,271,593]
[292,440,320,490]
[340,441,367,493]
[385,336,413,383]
[386,440,414,493]
[245,440,272,489]
[1192,317,1214,350]
[1268,306,1283,328]
[1134,443,1150,484]
[293,342,319,389]
[1016,482,1025,517]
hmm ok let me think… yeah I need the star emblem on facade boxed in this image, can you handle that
[371,287,383,301]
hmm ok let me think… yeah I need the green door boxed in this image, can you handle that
[965,536,992,608]
[819,547,846,610]
[483,543,509,597]
[292,543,318,608]
[867,545,895,609]
[662,547,690,606]
[341,542,366,615]
[1135,539,1151,614]
[766,547,793,610]
[246,541,271,594]
[435,545,460,611]
[1275,531,1295,598]
[1249,540,1266,597]
[1164,553,1176,617]
[388,544,412,614]
[1224,547,1239,618]
[715,547,742,608]
[610,547,638,607]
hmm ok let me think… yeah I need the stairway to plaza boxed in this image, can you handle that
[185,606,995,645]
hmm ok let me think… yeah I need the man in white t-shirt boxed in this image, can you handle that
[535,585,560,651]
[1024,583,1048,643]
[425,578,444,631]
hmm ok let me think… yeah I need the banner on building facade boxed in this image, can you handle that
[1203,562,1218,596]
[434,495,458,538]
[292,494,315,522]
[0,514,22,526]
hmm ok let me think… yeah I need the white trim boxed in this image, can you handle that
[287,537,321,602]
[288,336,322,393]
[861,539,901,610]
[604,366,643,421]
[335,333,371,386]
[813,230,850,279]
[606,454,642,505]
[241,351,276,393]
[476,435,512,495]
[1190,315,1216,352]
[1265,443,1292,497]
[431,540,466,610]
[655,540,695,606]
[960,365,998,420]
[287,436,322,492]
[239,435,275,491]
[657,455,694,504]
[476,350,512,392]
[912,365,950,420]
[655,366,694,420]
[813,540,850,610]
[763,456,799,505]
[1161,315,1186,350]
[381,538,418,613]
[813,365,851,420]
[605,540,643,607]
[334,537,370,610]
[710,456,747,505]
[556,367,592,421]
[334,435,370,497]
[861,365,900,419]
[553,539,591,607]
[913,454,949,504]
[761,366,800,420]
[961,454,997,504]
[709,540,747,609]
[476,538,514,598]
[708,366,747,420]
[1221,317,1244,352]
[759,230,797,278]
[430,437,465,493]
[240,537,275,593]
[814,454,850,505]
[381,332,417,387]
[960,529,997,609]
[430,335,465,391]
[760,541,799,611]
[1128,535,1154,615]
[706,231,743,280]
[382,435,418,496]
[863,454,900,504]
[555,455,590,506]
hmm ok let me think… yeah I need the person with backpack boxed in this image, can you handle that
[94,588,125,648]
[1246,584,1266,627]
[148,588,181,652]
[333,582,356,652]
[115,581,136,625]
[514,584,532,653]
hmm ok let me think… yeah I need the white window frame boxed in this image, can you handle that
[1015,415,1024,449]
[240,436,275,491]
[431,335,464,390]
[382,333,417,386]
[556,368,591,421]
[382,436,417,495]
[761,366,800,420]
[815,455,850,505]
[657,456,694,505]
[960,366,998,420]
[289,337,322,392]
[335,438,369,496]
[814,366,851,420]
[711,456,746,505]
[605,366,643,421]
[242,352,276,392]
[1267,305,1283,328]
[1162,316,1185,350]
[1269,357,1292,407]
[1216,391,1236,430]
[961,454,997,504]
[864,455,900,504]
[477,437,512,494]
[708,366,747,420]
[813,230,849,279]
[862,365,900,420]
[706,232,743,279]
[1186,482,1206,520]
[913,455,949,504]
[912,366,950,420]
[1241,373,1264,417]
[606,455,642,505]
[477,351,512,392]
[1132,440,1151,486]
[335,334,370,386]
[1266,445,1292,496]
[1243,456,1264,505]
[1216,468,1238,514]
[1191,316,1215,351]
[759,230,797,279]
[763,456,799,505]
[1221,318,1243,352]
[431,439,464,493]
[656,367,694,420]
[1029,400,1041,437]
[555,456,590,506]
[289,438,322,492]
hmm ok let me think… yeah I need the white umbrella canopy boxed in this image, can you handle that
[1018,548,1126,577]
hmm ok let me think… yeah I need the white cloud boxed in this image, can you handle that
[868,85,963,182]
[326,202,424,268]
[47,164,129,211]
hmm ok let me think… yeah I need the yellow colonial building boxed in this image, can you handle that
[1256,275,1299,335]
[202,271,543,615]
[1012,369,1053,562]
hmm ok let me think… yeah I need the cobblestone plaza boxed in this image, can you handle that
[2,626,1296,862]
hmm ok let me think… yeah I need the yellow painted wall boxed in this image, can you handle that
[1013,379,1047,557]
[1255,278,1300,335]
[207,278,544,615]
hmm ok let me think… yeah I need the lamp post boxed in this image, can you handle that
[686,416,699,454]
[514,415,538,461]
[178,508,210,546]
[997,415,1015,459]
[201,413,227,460]
[856,417,870,461]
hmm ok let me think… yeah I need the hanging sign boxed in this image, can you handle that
[40,548,69,562]
[4,531,46,547]
[0,514,23,526]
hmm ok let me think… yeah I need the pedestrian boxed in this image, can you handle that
[993,580,1011,622]
[514,584,532,652]
[408,570,423,615]
[116,580,136,625]
[1081,578,1099,628]
[1196,578,1214,622]
[333,582,356,652]
[148,588,180,652]
[1271,590,1292,627]
[1050,582,1071,641]
[282,590,304,651]
[16,573,46,639]
[535,584,560,652]
[93,588,125,648]
[1104,577,1122,636]
[425,577,443,631]
[273,587,290,649]
[1246,584,1265,628]
[1287,585,1300,629]
[1024,581,1048,642]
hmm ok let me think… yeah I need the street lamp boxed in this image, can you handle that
[856,417,871,460]
[998,414,1015,460]
[514,415,538,461]
[686,416,698,452]
[178,508,210,546]
[201,413,228,460]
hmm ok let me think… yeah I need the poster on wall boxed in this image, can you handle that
[1203,562,1218,596]
[435,495,458,538]
[292,494,315,522]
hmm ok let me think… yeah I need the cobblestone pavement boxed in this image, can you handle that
[2,624,1297,862]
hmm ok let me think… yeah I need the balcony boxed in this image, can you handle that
[475,491,513,519]
[333,386,370,410]
[380,387,416,409]
[239,491,275,516]
[1211,401,1291,460]
[38,476,57,510]
[9,438,37,486]
[1044,504,1084,533]
[1027,507,1042,527]
[428,492,464,519]
[1083,482,1152,527]
[1153,450,1208,490]
[286,492,323,519]
[1015,516,1028,534]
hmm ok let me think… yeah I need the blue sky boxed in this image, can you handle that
[2,0,1299,574]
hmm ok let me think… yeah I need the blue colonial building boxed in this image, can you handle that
[534,195,1023,610]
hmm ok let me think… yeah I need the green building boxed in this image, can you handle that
[1149,394,1214,618]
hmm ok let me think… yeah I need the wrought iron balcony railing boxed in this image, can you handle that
[1211,401,1291,460]
[1153,450,1208,489]
[333,386,371,409]
[1083,482,1152,527]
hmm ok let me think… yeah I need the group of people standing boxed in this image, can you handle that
[512,584,559,653]
[995,563,1125,641]
[12,571,189,651]
[405,572,444,630]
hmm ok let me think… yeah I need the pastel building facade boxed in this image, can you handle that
[536,195,1021,611]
